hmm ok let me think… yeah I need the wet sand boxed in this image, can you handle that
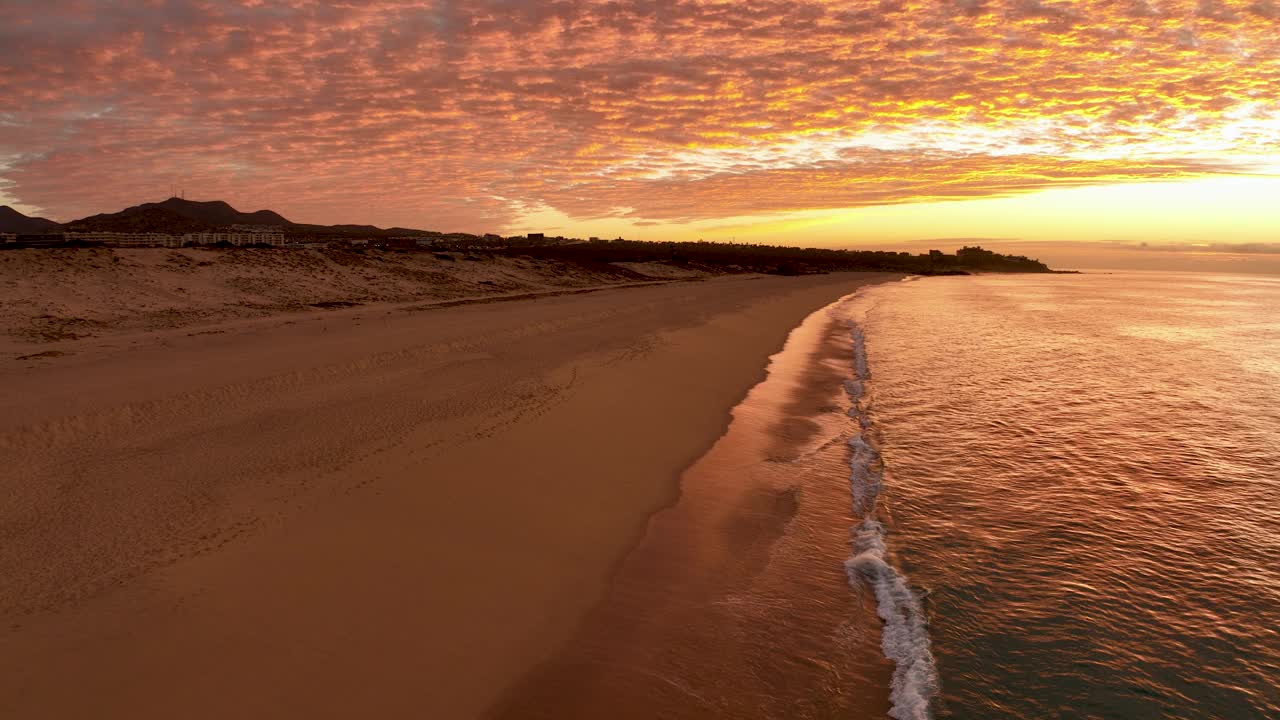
[488,289,894,719]
[1,272,895,719]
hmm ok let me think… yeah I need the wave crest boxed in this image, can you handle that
[844,322,939,720]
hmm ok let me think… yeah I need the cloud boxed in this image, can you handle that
[0,0,1277,230]
[1137,241,1280,254]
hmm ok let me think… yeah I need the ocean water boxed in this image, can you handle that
[491,271,1280,719]
[850,271,1280,718]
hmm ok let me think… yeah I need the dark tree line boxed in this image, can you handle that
[471,240,1050,275]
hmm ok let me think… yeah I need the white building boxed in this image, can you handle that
[227,224,286,233]
[181,232,287,246]
[64,231,182,247]
[61,230,288,248]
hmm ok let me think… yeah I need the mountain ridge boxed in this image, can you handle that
[141,197,291,226]
[59,198,443,236]
[66,197,291,231]
[9,197,445,236]
[0,206,61,233]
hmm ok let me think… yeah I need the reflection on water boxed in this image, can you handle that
[491,270,1280,720]
[857,271,1280,719]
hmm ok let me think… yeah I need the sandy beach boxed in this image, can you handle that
[0,247,688,353]
[1,262,895,719]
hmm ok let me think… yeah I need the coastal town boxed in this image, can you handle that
[0,228,606,251]
[1,228,290,248]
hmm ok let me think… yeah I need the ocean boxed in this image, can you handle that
[491,271,1280,719]
[849,271,1280,718]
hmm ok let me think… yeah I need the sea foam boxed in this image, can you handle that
[843,323,938,720]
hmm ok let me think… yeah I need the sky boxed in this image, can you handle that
[2,0,1278,266]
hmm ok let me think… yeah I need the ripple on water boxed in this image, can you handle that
[850,271,1280,719]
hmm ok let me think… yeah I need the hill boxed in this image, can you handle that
[65,197,290,233]
[0,206,61,233]
[138,197,290,226]
[56,197,442,237]
[65,206,213,234]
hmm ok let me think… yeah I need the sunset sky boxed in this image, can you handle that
[2,0,1278,262]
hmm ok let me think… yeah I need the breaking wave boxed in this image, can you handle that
[842,324,939,720]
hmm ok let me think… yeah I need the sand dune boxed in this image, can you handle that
[0,264,895,718]
[0,247,661,353]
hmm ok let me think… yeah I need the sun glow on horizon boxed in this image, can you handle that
[3,0,1280,254]
[515,175,1280,250]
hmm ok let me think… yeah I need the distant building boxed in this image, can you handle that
[378,237,421,250]
[227,224,286,233]
[0,233,16,244]
[64,231,182,248]
[6,230,289,249]
[63,230,288,248]
[364,236,423,249]
[17,233,72,247]
[956,245,995,259]
[181,232,286,246]
[527,233,545,241]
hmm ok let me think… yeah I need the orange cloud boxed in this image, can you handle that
[0,0,1276,232]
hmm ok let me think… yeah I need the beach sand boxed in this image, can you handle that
[0,246,666,354]
[1,270,895,718]
[488,288,896,719]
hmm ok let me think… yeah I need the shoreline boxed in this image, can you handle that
[2,271,898,718]
[487,288,896,719]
